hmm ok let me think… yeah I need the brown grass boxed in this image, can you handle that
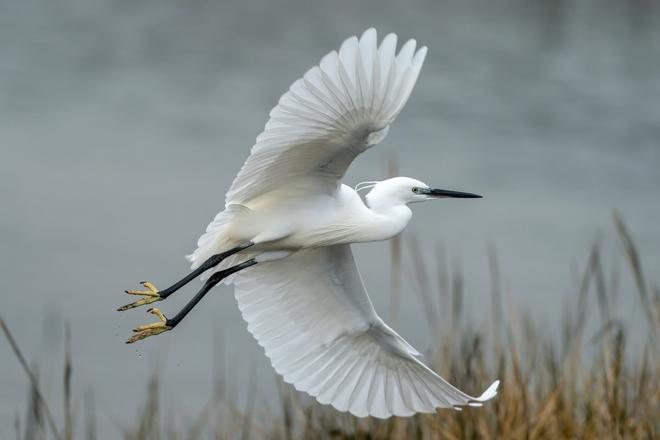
[2,213,658,439]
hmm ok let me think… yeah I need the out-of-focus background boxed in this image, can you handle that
[1,0,659,437]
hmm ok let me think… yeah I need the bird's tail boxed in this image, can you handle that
[185,204,253,283]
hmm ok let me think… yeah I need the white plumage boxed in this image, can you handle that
[224,30,425,206]
[184,28,499,417]
[235,245,498,417]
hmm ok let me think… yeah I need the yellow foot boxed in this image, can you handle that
[126,308,172,344]
[118,281,162,311]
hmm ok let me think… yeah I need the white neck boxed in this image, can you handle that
[360,199,412,242]
[312,184,414,246]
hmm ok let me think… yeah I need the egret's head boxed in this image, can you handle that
[360,177,481,209]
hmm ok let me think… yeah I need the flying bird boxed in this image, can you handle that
[119,28,499,418]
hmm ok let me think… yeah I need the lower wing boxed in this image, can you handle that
[233,245,499,418]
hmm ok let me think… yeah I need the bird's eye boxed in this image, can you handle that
[412,187,419,194]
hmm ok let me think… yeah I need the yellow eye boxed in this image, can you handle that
[412,187,419,194]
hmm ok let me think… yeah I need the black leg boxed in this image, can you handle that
[118,241,253,311]
[166,258,257,328]
[126,258,258,344]
[159,241,254,299]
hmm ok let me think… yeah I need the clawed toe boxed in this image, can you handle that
[118,281,162,311]
[126,308,172,344]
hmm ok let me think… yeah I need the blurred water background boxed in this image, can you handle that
[1,0,659,435]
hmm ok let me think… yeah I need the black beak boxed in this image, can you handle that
[422,188,482,199]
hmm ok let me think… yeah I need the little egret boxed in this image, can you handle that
[119,28,499,417]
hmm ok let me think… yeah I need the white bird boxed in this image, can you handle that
[119,28,499,418]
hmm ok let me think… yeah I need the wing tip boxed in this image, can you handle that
[416,45,429,59]
[476,379,500,402]
[401,38,417,51]
[361,27,377,40]
[461,379,500,409]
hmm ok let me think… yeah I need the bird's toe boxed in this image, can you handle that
[118,281,162,311]
[125,308,172,343]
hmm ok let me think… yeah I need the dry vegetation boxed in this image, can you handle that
[2,213,658,439]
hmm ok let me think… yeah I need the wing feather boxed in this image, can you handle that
[223,29,428,206]
[233,245,499,418]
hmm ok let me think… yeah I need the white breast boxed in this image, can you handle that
[275,185,412,248]
[231,184,412,251]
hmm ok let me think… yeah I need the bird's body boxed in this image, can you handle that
[191,183,411,258]
[121,28,499,418]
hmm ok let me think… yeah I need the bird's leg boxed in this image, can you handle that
[126,258,257,343]
[118,241,253,311]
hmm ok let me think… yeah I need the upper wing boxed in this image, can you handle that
[233,245,499,418]
[225,28,427,206]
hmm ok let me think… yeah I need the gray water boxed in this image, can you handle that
[1,0,659,435]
